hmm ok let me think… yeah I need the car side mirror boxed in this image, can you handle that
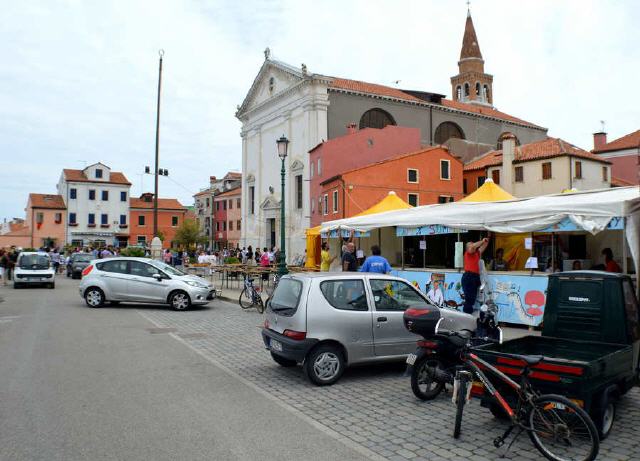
[152,273,163,281]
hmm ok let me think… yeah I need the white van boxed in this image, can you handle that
[14,252,56,289]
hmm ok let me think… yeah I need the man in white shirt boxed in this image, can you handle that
[426,280,445,306]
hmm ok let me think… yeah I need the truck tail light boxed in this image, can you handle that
[283,329,306,340]
[82,265,93,277]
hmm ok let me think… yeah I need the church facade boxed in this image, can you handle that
[236,12,548,259]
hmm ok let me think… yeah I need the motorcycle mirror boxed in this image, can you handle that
[498,327,504,345]
[434,317,445,334]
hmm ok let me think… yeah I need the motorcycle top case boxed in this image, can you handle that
[403,304,441,337]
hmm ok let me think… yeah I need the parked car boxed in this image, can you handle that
[66,252,93,279]
[261,272,475,385]
[14,252,56,289]
[78,257,216,310]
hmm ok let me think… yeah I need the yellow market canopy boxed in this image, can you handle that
[459,178,515,203]
[354,191,412,216]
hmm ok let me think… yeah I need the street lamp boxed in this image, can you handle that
[276,135,289,276]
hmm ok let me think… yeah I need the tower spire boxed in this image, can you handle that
[460,10,483,60]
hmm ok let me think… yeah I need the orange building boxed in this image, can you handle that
[129,193,187,248]
[25,194,67,249]
[317,146,463,221]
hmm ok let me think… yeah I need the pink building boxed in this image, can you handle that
[25,194,67,249]
[592,129,640,185]
[309,125,422,227]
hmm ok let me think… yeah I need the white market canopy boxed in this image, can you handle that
[320,186,640,272]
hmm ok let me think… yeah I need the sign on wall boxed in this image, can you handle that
[396,225,468,237]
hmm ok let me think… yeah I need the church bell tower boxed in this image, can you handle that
[450,9,493,106]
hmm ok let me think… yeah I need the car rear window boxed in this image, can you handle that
[270,278,303,313]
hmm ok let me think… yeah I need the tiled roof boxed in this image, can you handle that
[328,77,542,129]
[28,193,66,209]
[214,186,242,198]
[224,172,242,179]
[464,137,611,171]
[4,224,30,236]
[63,169,131,185]
[130,197,185,210]
[460,14,483,60]
[592,129,640,153]
[611,176,636,187]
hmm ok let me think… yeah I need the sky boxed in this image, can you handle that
[1,0,639,219]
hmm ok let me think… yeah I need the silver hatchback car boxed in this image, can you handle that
[261,272,475,385]
[79,257,216,310]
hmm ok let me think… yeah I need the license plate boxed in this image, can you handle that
[406,353,417,365]
[271,339,283,352]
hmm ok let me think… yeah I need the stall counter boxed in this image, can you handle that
[391,267,548,327]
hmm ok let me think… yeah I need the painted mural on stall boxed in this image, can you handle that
[395,270,548,327]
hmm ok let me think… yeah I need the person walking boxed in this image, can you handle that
[320,242,336,272]
[359,245,391,274]
[341,242,358,272]
[246,246,254,266]
[0,250,8,286]
[461,237,489,314]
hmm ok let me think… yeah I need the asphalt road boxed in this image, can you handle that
[0,277,370,461]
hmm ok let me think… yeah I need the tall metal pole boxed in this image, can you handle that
[153,50,164,237]
[278,157,288,275]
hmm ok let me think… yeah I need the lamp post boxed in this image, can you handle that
[153,49,164,238]
[276,135,289,276]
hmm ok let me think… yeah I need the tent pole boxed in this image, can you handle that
[551,233,555,272]
[622,225,628,274]
[401,237,405,270]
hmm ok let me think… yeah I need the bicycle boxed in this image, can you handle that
[264,272,281,299]
[442,329,599,461]
[239,275,264,313]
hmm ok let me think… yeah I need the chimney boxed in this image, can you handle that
[346,123,357,135]
[501,134,517,193]
[593,132,607,150]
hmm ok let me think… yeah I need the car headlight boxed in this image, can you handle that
[185,280,208,289]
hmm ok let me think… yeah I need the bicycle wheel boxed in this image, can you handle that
[239,288,254,309]
[528,394,599,461]
[453,378,467,439]
[255,297,265,314]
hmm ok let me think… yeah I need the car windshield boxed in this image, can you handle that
[149,260,185,276]
[19,254,50,269]
[73,254,93,262]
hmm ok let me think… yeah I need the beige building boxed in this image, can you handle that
[464,136,611,197]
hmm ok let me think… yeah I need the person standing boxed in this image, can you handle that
[0,250,8,286]
[489,248,509,271]
[341,242,358,272]
[320,242,336,272]
[461,237,489,314]
[602,248,622,273]
[359,245,391,274]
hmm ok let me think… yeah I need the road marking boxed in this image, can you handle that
[0,316,22,320]
[136,309,384,461]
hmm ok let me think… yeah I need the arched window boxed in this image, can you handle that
[456,85,462,100]
[434,122,465,145]
[475,82,481,97]
[464,83,470,97]
[497,132,520,150]
[359,108,396,130]
[483,84,490,101]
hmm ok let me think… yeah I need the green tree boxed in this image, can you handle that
[173,219,207,249]
[156,230,166,242]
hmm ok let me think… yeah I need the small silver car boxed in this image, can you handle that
[78,257,216,310]
[261,272,475,385]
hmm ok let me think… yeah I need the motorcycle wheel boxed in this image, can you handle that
[411,356,445,401]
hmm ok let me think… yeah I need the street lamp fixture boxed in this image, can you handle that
[276,135,289,275]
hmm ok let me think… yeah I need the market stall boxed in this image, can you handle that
[320,186,640,327]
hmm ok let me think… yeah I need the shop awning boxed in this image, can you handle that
[459,178,515,202]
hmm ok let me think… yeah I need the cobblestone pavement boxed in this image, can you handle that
[138,300,640,461]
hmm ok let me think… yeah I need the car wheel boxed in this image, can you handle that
[304,344,345,386]
[72,274,79,280]
[594,388,617,440]
[85,287,105,308]
[48,283,55,289]
[13,283,21,289]
[170,291,191,311]
[271,352,297,367]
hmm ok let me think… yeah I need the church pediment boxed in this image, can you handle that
[237,59,305,117]
[246,173,255,183]
[260,196,281,210]
[290,158,304,172]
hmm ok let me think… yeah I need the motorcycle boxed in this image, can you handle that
[404,299,501,401]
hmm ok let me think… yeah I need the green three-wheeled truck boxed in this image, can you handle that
[472,271,639,439]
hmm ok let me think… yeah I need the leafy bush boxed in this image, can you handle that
[224,256,240,264]
[119,247,146,257]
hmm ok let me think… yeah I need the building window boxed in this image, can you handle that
[408,193,419,207]
[36,212,44,224]
[323,194,328,215]
[475,82,481,96]
[602,166,608,182]
[223,200,227,211]
[236,198,241,208]
[120,191,127,201]
[69,213,77,224]
[229,221,233,231]
[407,169,418,183]
[311,197,315,213]
[206,198,210,208]
[310,162,314,178]
[483,84,490,101]
[332,190,338,213]
[515,166,524,183]
[491,169,500,185]
[89,189,95,200]
[229,199,233,209]
[434,122,465,145]
[54,212,62,223]
[216,222,220,231]
[464,82,470,96]
[137,236,146,244]
[216,202,220,211]
[456,85,462,100]
[170,216,177,227]
[120,215,127,225]
[438,196,453,204]
[359,108,396,130]
[95,168,103,179]
[223,221,227,231]
[477,176,486,188]
[88,213,95,225]
[542,162,552,180]
[138,215,145,226]
[463,179,468,194]
[70,188,77,199]
[574,161,582,179]
[101,214,108,225]
[440,160,451,180]
[296,174,303,209]
[101,190,109,201]
[249,186,255,215]
[317,158,322,176]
